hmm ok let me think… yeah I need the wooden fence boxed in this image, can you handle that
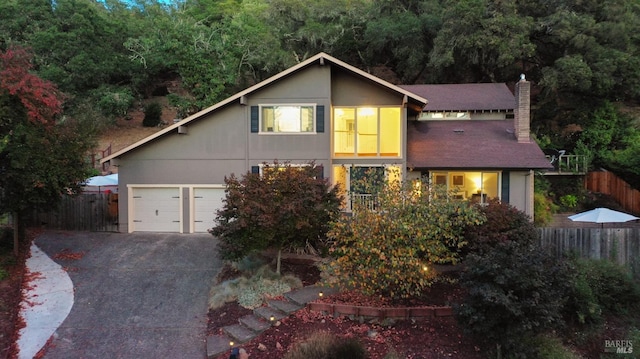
[586,171,640,215]
[538,227,640,276]
[25,193,118,232]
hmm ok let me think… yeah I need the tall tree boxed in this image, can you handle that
[361,0,443,84]
[430,0,535,83]
[0,46,95,255]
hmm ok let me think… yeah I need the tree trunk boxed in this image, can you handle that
[12,211,19,257]
[276,248,282,275]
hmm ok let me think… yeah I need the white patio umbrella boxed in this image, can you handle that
[84,174,118,193]
[568,207,639,227]
[85,174,118,187]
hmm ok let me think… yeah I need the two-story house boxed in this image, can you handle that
[101,53,550,233]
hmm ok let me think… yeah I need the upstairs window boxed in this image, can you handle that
[261,105,314,133]
[333,107,401,157]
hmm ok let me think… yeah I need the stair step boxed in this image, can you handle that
[222,324,257,343]
[206,334,234,358]
[239,314,271,333]
[254,306,287,322]
[285,285,337,306]
[268,299,303,314]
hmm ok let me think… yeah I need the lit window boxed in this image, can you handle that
[333,107,400,157]
[430,171,500,203]
[261,105,314,133]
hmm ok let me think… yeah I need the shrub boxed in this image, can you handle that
[464,199,537,255]
[564,257,640,325]
[328,178,484,300]
[211,161,343,273]
[534,192,557,226]
[534,175,559,226]
[91,85,135,118]
[284,332,366,359]
[455,242,573,357]
[559,194,578,210]
[0,268,8,281]
[142,102,162,127]
[208,265,303,310]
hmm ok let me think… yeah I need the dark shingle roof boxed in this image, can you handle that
[407,120,553,170]
[400,83,515,111]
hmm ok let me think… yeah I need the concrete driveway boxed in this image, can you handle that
[33,231,221,359]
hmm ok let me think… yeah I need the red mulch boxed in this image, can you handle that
[213,307,484,359]
[207,258,485,358]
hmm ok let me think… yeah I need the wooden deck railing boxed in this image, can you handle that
[545,154,588,175]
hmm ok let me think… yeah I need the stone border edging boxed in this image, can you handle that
[307,301,453,319]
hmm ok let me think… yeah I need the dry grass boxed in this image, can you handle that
[97,96,177,154]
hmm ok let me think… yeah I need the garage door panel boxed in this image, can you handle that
[193,188,225,233]
[132,188,181,232]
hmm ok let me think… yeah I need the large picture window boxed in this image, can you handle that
[261,105,314,133]
[333,107,401,157]
[430,171,500,203]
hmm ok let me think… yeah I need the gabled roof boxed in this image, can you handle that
[102,53,427,164]
[407,120,552,170]
[400,83,515,112]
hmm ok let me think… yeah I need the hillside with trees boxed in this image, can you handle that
[1,0,639,188]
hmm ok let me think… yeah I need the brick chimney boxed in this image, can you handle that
[514,74,531,143]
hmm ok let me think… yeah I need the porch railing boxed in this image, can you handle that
[350,193,378,211]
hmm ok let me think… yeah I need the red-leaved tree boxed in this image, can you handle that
[0,46,94,256]
[0,46,62,124]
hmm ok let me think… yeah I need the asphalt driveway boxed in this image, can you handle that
[34,231,222,359]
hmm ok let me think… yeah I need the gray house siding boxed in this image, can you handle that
[115,62,342,232]
[248,65,331,163]
[104,54,432,233]
[331,69,404,106]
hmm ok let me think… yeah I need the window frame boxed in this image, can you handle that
[332,106,402,158]
[430,171,501,203]
[259,104,316,134]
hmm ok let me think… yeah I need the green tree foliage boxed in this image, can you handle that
[0,47,95,254]
[361,0,443,83]
[211,162,342,273]
[30,0,136,96]
[574,102,640,186]
[455,242,574,357]
[328,176,484,300]
[91,85,135,119]
[2,0,640,186]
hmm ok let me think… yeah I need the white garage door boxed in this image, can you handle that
[193,187,226,233]
[132,187,181,232]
